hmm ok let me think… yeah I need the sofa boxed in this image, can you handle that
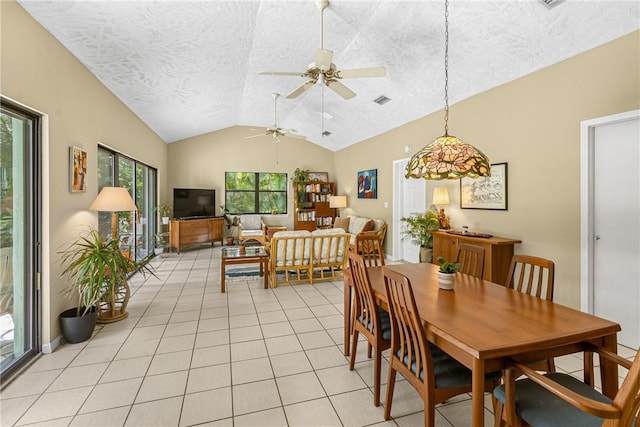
[268,228,350,287]
[334,215,387,248]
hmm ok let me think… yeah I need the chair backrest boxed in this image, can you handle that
[355,233,385,267]
[455,243,485,278]
[382,267,433,386]
[348,251,379,335]
[504,254,555,300]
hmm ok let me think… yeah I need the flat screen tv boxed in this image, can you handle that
[173,188,216,220]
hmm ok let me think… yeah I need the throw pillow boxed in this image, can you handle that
[361,219,375,233]
[334,217,350,232]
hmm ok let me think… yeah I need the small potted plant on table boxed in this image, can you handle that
[436,256,461,290]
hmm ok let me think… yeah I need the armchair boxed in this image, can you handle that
[237,215,266,245]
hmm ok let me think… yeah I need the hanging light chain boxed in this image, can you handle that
[443,0,450,136]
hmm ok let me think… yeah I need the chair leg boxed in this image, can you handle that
[374,346,381,407]
[493,400,505,427]
[384,367,397,420]
[349,330,359,371]
[368,342,373,359]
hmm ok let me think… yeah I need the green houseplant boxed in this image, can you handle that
[292,168,311,209]
[155,204,171,224]
[400,210,441,262]
[59,229,154,341]
[436,256,461,290]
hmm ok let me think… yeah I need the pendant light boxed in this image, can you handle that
[405,0,491,180]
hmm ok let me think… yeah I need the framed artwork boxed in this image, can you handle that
[460,162,507,210]
[357,169,377,199]
[70,146,87,193]
[308,172,329,182]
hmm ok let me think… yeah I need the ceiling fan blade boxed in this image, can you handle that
[336,66,387,79]
[326,80,356,100]
[259,71,306,77]
[244,133,267,139]
[285,81,315,99]
[315,48,333,71]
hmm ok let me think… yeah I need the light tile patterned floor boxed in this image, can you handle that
[0,246,636,426]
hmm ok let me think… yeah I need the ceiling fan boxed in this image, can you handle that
[259,0,386,100]
[245,93,306,142]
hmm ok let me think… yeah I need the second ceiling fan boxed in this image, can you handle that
[259,0,386,100]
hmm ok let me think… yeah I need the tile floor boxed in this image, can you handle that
[1,246,636,426]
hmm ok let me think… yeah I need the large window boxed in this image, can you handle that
[97,146,157,261]
[225,172,287,215]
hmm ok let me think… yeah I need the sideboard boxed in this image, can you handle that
[431,230,521,285]
[170,217,223,253]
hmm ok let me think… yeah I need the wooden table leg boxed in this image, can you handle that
[221,259,226,293]
[600,334,619,398]
[263,258,268,289]
[471,358,485,427]
[344,274,351,356]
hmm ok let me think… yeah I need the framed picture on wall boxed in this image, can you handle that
[460,162,508,210]
[70,146,87,193]
[308,172,329,182]
[357,169,377,199]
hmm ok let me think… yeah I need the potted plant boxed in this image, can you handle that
[59,229,154,338]
[292,168,310,209]
[155,204,171,224]
[436,256,461,290]
[400,210,441,262]
[152,233,164,256]
[220,205,239,245]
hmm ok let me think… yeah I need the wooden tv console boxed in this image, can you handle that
[170,217,223,253]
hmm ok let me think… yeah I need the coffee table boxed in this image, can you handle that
[220,246,269,293]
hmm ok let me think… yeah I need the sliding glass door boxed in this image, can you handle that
[0,98,41,384]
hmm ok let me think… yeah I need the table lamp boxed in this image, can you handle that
[329,195,348,217]
[432,187,450,229]
[90,187,138,240]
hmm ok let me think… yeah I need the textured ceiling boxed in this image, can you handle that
[17,0,640,151]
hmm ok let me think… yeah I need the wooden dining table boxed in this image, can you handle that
[347,262,621,427]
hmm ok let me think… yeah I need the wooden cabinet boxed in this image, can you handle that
[431,230,521,285]
[170,217,224,253]
[294,182,336,231]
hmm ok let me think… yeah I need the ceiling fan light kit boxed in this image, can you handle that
[405,0,491,181]
[259,0,387,100]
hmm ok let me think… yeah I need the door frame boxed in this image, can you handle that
[580,109,640,312]
[392,157,426,262]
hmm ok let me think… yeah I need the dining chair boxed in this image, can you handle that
[455,243,485,278]
[493,344,640,427]
[355,233,385,267]
[504,254,555,301]
[382,267,502,427]
[348,251,391,407]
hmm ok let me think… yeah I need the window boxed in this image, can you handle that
[225,172,287,215]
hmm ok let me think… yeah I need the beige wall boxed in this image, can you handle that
[167,126,335,228]
[1,0,168,346]
[334,31,640,308]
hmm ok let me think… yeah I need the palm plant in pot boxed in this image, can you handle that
[436,256,461,290]
[400,210,441,262]
[59,229,154,341]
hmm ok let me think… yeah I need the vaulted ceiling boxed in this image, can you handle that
[17,0,640,151]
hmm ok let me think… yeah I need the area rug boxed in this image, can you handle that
[225,266,263,277]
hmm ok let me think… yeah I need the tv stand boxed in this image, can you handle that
[170,217,223,253]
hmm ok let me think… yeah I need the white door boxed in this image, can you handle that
[582,110,640,350]
[393,158,426,262]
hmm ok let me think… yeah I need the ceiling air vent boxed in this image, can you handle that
[540,0,565,8]
[322,130,332,137]
[373,95,391,105]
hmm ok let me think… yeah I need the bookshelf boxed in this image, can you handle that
[294,181,336,231]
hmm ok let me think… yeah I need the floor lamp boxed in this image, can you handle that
[90,187,138,241]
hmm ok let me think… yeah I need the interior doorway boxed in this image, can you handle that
[581,109,640,350]
[393,158,426,262]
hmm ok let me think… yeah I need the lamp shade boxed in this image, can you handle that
[432,187,450,205]
[89,187,137,212]
[329,195,348,208]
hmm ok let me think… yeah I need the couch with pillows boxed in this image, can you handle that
[268,228,350,287]
[333,215,387,248]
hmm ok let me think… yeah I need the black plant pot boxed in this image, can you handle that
[59,306,97,344]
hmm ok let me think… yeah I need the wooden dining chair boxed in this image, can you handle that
[355,233,385,267]
[382,267,502,427]
[455,243,485,278]
[493,344,640,427]
[348,251,391,407]
[504,254,555,301]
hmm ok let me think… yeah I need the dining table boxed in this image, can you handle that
[346,262,621,427]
